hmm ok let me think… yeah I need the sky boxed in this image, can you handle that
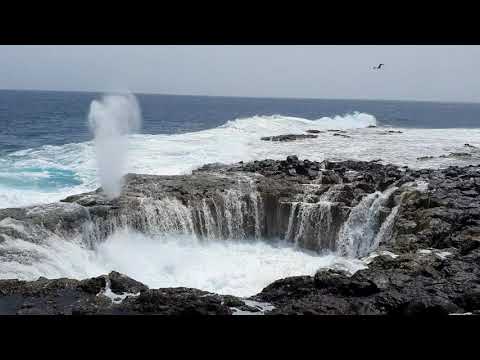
[0,45,479,102]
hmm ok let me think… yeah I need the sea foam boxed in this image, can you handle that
[1,112,480,208]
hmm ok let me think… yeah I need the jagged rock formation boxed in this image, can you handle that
[253,163,480,315]
[0,271,239,315]
[1,157,480,315]
[1,157,404,254]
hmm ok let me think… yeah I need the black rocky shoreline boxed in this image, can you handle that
[1,156,480,315]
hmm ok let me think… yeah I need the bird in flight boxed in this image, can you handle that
[372,63,384,70]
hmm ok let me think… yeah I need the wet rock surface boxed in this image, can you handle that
[253,250,480,315]
[108,271,148,294]
[414,144,480,162]
[377,130,403,135]
[1,156,480,315]
[249,161,480,315]
[332,133,351,138]
[0,272,240,315]
[260,134,318,142]
[417,156,436,161]
[440,152,472,159]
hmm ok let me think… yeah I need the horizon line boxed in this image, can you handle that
[0,87,479,105]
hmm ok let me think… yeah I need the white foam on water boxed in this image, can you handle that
[417,248,453,260]
[0,217,27,233]
[99,278,140,304]
[2,111,478,298]
[0,141,96,208]
[0,229,366,297]
[361,250,399,264]
[415,180,430,192]
[0,236,105,280]
[418,249,433,255]
[449,312,474,315]
[436,251,452,260]
[101,288,139,304]
[1,112,480,209]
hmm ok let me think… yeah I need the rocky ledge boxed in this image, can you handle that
[0,271,267,315]
[1,157,480,315]
[250,160,480,315]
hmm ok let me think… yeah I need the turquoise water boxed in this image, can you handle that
[1,89,480,208]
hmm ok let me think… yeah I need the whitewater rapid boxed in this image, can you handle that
[2,112,480,209]
[0,230,366,297]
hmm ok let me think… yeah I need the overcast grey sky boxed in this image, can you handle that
[0,45,479,102]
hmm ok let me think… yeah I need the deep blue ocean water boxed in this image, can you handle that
[2,89,480,155]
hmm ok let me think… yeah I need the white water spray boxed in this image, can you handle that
[88,93,142,199]
[337,187,398,258]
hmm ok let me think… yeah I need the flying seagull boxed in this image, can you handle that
[372,63,384,70]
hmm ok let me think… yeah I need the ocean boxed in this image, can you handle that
[2,89,480,209]
[1,89,480,296]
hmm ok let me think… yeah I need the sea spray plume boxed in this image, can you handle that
[88,94,142,199]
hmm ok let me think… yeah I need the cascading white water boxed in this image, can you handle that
[0,154,403,298]
[292,202,333,247]
[0,93,437,299]
[83,197,199,245]
[79,176,266,245]
[337,187,398,258]
[88,93,142,199]
[0,228,368,297]
[249,188,263,239]
[0,180,402,297]
[285,202,300,241]
[1,171,401,262]
[282,182,400,256]
[284,184,341,251]
[223,189,247,239]
[199,198,217,239]
[372,204,400,249]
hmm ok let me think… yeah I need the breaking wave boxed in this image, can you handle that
[1,112,480,209]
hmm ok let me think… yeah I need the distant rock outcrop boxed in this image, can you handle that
[260,134,318,142]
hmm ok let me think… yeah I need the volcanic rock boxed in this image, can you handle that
[2,157,480,315]
[332,133,351,138]
[260,134,317,142]
[108,271,149,294]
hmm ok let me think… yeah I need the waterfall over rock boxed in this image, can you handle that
[283,184,348,251]
[78,175,266,246]
[0,158,406,264]
[337,187,398,258]
[74,172,401,257]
